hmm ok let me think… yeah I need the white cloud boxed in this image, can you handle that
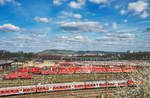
[120,9,125,15]
[140,11,148,19]
[34,16,52,23]
[112,22,117,29]
[0,0,4,5]
[56,34,91,44]
[53,0,67,5]
[114,5,119,9]
[73,14,82,19]
[96,33,136,42]
[53,0,61,5]
[0,0,21,6]
[69,0,85,9]
[61,11,82,19]
[58,21,107,33]
[0,24,20,32]
[96,36,117,41]
[117,33,135,39]
[128,1,148,14]
[89,0,107,4]
[124,19,128,23]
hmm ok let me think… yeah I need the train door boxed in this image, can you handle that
[19,88,23,93]
[49,86,53,91]
[71,85,74,89]
[96,83,99,88]
[114,83,118,87]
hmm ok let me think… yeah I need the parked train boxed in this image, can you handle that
[18,66,137,74]
[0,80,138,96]
[4,73,32,79]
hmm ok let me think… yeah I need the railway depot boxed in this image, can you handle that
[0,60,13,72]
[0,59,149,97]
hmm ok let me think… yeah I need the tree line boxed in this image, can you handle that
[0,50,150,61]
[0,50,36,61]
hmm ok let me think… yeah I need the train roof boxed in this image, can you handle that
[0,85,37,90]
[108,80,127,83]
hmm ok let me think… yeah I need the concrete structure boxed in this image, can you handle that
[0,60,13,71]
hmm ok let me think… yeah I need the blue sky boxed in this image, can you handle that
[0,0,150,52]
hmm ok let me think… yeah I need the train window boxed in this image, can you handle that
[11,90,14,92]
[23,89,26,91]
[31,88,33,91]
[43,87,45,89]
[1,91,4,93]
[16,89,18,92]
[6,90,9,93]
[27,89,30,91]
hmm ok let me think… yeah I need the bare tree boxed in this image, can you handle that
[115,65,150,98]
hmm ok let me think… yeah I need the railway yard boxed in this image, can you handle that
[0,60,149,97]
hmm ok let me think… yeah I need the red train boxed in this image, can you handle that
[4,73,32,79]
[0,80,138,96]
[18,66,137,74]
[17,66,39,73]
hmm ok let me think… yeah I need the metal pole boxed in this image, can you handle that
[105,65,109,98]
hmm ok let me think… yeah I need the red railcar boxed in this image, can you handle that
[92,66,106,73]
[41,70,57,74]
[18,67,39,73]
[4,73,32,79]
[75,66,92,73]
[122,67,137,72]
[107,67,123,72]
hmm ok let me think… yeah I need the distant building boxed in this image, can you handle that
[0,60,13,71]
[127,50,133,53]
[65,56,114,61]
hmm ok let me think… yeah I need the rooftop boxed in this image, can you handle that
[0,60,13,65]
